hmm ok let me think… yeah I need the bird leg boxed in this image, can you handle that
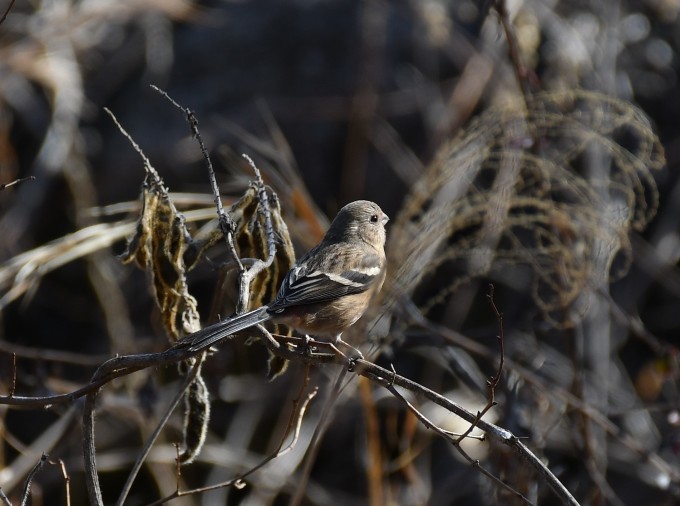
[334,338,364,361]
[299,334,312,355]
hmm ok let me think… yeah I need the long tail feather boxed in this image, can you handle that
[186,307,271,352]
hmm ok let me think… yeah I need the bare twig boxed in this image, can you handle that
[20,453,48,506]
[149,86,280,319]
[103,108,157,179]
[235,155,278,313]
[0,0,16,26]
[81,349,202,505]
[9,352,16,397]
[451,285,506,447]
[357,359,580,506]
[0,176,35,190]
[147,385,319,505]
[486,283,505,388]
[1,406,77,493]
[290,368,349,506]
[0,335,332,408]
[492,0,539,105]
[276,386,319,458]
[83,390,104,505]
[50,458,71,506]
[445,285,507,448]
[385,367,530,505]
[0,487,11,506]
[149,84,244,277]
[115,358,205,506]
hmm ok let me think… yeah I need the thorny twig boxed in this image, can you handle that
[356,359,579,506]
[385,374,531,505]
[454,284,504,446]
[150,86,279,316]
[486,283,505,388]
[150,85,244,276]
[404,296,680,487]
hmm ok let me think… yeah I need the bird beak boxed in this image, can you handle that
[382,213,389,225]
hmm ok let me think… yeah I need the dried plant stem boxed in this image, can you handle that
[115,358,204,506]
[0,488,11,506]
[290,368,349,506]
[237,155,278,313]
[20,453,48,506]
[148,382,319,505]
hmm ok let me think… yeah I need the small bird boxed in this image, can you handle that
[183,200,389,353]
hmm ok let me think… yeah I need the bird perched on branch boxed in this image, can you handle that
[183,200,389,353]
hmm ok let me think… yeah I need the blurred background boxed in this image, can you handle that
[1,0,680,504]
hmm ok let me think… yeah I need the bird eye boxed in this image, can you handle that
[370,214,379,223]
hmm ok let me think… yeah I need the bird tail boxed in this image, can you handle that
[185,306,271,352]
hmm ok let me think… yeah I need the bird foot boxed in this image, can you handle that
[333,339,363,362]
[299,334,313,355]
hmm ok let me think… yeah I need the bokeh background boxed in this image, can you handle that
[1,0,680,504]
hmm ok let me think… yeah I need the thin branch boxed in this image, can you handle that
[356,360,580,506]
[234,155,278,313]
[147,385,319,505]
[83,389,104,505]
[486,283,505,388]
[450,284,508,445]
[0,176,35,190]
[290,368,348,506]
[115,358,205,506]
[0,487,11,506]
[20,453,48,506]
[149,84,244,277]
[9,352,16,397]
[384,368,531,505]
[276,386,318,457]
[81,349,203,505]
[50,458,71,506]
[149,87,279,319]
[0,349,180,407]
[0,0,16,26]
[0,335,332,407]
[103,108,156,178]
[492,0,539,106]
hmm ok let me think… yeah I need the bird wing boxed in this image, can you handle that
[270,251,383,310]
